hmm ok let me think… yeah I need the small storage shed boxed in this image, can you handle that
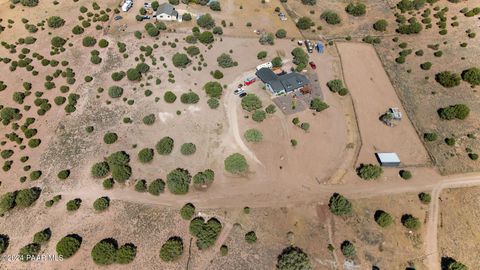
[375,152,401,167]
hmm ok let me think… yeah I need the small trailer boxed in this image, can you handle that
[122,0,133,12]
[375,152,401,167]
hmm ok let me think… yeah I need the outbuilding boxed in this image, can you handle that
[375,152,401,167]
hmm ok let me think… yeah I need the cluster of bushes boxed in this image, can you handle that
[180,91,199,104]
[345,3,366,16]
[357,164,383,180]
[160,237,183,262]
[462,67,480,86]
[401,214,421,230]
[259,32,275,45]
[435,71,461,88]
[373,19,388,31]
[321,11,341,25]
[310,98,329,112]
[276,246,313,270]
[224,153,248,175]
[189,217,222,249]
[0,187,41,214]
[296,17,314,30]
[326,79,348,96]
[217,53,237,68]
[91,238,137,265]
[193,169,214,189]
[241,94,262,112]
[47,16,65,28]
[167,168,191,195]
[91,151,132,182]
[291,47,309,71]
[56,234,82,259]
[438,104,470,120]
[180,143,196,155]
[329,193,352,216]
[172,53,191,68]
[244,129,263,143]
[203,81,223,98]
[397,19,422,34]
[396,0,425,13]
[197,14,215,29]
[362,35,381,45]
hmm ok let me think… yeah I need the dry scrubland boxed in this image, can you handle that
[0,0,478,269]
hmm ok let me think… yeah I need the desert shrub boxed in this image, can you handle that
[399,170,412,179]
[108,86,123,98]
[0,235,8,254]
[275,29,287,38]
[156,137,174,155]
[435,71,461,88]
[373,19,388,31]
[180,203,195,220]
[189,217,222,249]
[424,132,438,141]
[357,164,383,180]
[244,129,263,142]
[438,104,470,120]
[148,179,165,195]
[258,32,275,45]
[296,16,314,29]
[172,53,191,68]
[198,31,214,44]
[265,104,276,114]
[374,210,393,227]
[47,16,65,28]
[91,238,117,265]
[159,237,183,262]
[204,81,223,98]
[93,197,109,211]
[180,143,196,155]
[138,148,154,163]
[217,53,237,68]
[207,98,220,109]
[252,110,266,122]
[197,14,215,29]
[327,79,344,92]
[245,231,257,244]
[183,13,192,21]
[51,36,66,48]
[103,132,118,144]
[445,137,455,146]
[72,25,84,35]
[167,168,191,195]
[164,91,177,103]
[220,245,228,256]
[321,11,341,25]
[56,234,82,258]
[310,98,329,112]
[135,180,147,192]
[418,192,431,203]
[461,67,480,86]
[257,51,267,59]
[32,228,51,244]
[20,0,39,7]
[241,94,262,112]
[91,162,110,178]
[193,169,214,188]
[180,92,200,104]
[126,68,141,81]
[224,153,248,175]
[66,198,82,211]
[401,214,421,230]
[0,192,16,214]
[29,170,42,180]
[345,3,366,16]
[115,243,136,264]
[277,246,313,270]
[340,241,356,258]
[211,70,223,79]
[98,39,109,48]
[103,178,114,189]
[82,36,97,47]
[57,169,70,180]
[301,0,316,5]
[186,46,200,57]
[19,243,40,261]
[329,193,352,216]
[15,187,41,208]
[397,20,422,34]
[396,0,425,12]
[111,71,125,81]
[136,63,150,74]
[420,62,432,70]
[143,114,155,125]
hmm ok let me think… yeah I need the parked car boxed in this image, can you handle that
[142,15,151,20]
[239,92,247,98]
[114,15,123,21]
[309,61,317,69]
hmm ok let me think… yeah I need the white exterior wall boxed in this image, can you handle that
[156,13,176,21]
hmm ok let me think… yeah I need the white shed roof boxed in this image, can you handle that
[376,152,400,163]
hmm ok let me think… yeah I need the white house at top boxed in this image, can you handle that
[156,3,182,22]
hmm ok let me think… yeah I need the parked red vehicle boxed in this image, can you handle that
[244,76,256,86]
[309,61,317,69]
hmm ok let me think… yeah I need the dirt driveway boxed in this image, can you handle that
[337,42,429,167]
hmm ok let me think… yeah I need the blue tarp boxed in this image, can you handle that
[316,42,324,53]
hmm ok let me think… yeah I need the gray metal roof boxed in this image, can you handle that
[256,68,310,94]
[157,3,178,16]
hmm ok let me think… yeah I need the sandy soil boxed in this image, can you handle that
[337,42,430,167]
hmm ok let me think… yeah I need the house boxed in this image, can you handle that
[375,152,401,167]
[121,0,133,12]
[156,3,182,21]
[255,68,310,95]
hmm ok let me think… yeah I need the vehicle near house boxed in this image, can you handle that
[256,62,273,71]
[239,92,247,98]
[309,61,316,70]
[305,40,313,53]
[244,76,256,86]
[142,15,151,20]
[156,3,182,22]
[114,15,123,21]
[279,12,287,21]
[121,0,133,12]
